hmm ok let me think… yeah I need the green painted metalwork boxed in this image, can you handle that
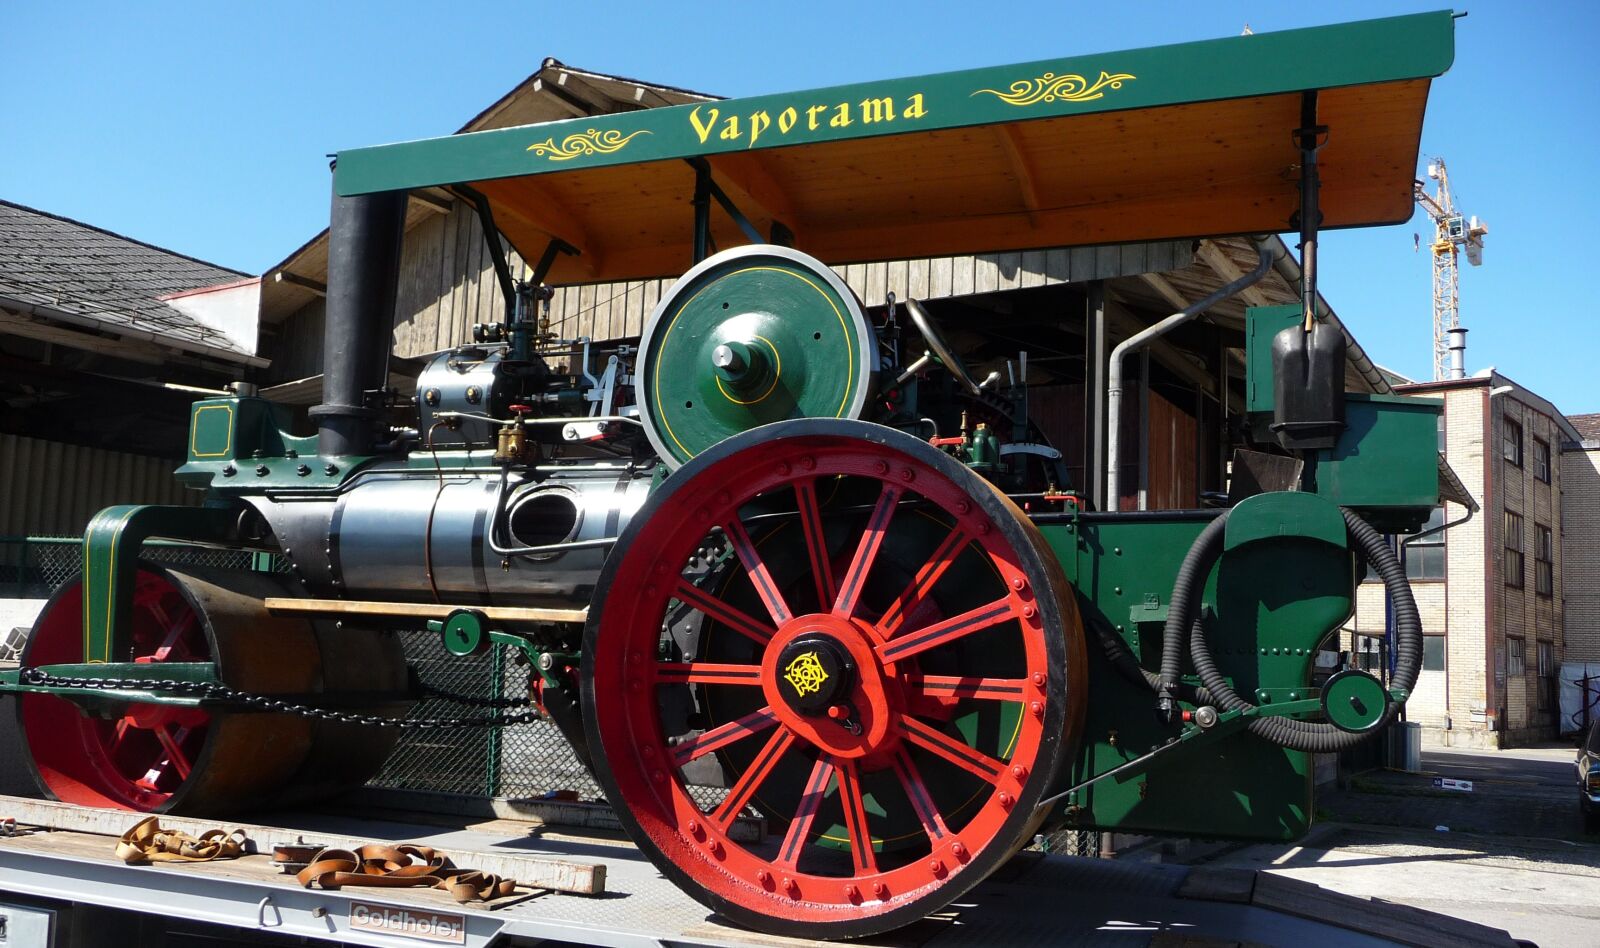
[1245,305,1301,415]
[1312,394,1442,519]
[1321,670,1389,732]
[1224,491,1347,552]
[331,11,1455,197]
[176,395,369,493]
[641,253,872,467]
[1041,503,1355,841]
[81,505,237,664]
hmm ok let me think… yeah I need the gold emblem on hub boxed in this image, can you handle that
[784,651,828,697]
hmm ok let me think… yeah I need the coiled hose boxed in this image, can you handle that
[1145,507,1420,752]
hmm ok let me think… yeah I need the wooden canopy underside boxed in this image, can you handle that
[473,80,1431,285]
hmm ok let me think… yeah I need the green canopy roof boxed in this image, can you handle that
[331,11,1455,284]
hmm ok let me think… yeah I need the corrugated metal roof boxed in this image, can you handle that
[0,200,256,361]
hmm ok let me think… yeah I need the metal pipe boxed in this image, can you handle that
[1447,326,1468,380]
[1105,245,1273,510]
[1250,236,1392,395]
[310,185,408,457]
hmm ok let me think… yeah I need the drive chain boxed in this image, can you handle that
[16,667,539,730]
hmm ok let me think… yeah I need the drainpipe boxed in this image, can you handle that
[1105,244,1273,510]
[1250,236,1392,395]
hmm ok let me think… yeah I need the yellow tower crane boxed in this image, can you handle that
[1415,158,1489,380]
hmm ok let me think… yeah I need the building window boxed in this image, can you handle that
[1423,635,1446,672]
[1503,418,1523,466]
[1537,641,1556,709]
[1437,412,1447,453]
[1353,634,1384,673]
[1536,523,1553,597]
[1508,637,1525,677]
[1406,507,1446,581]
[1533,438,1551,483]
[1505,511,1525,588]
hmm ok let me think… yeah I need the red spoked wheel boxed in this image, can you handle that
[18,566,213,810]
[583,419,1086,938]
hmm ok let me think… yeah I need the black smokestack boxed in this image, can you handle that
[309,184,406,457]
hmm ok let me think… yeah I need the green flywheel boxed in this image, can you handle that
[637,245,876,468]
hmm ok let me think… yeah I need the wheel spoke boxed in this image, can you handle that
[674,580,775,647]
[655,663,763,686]
[877,597,1014,664]
[876,528,970,638]
[672,707,779,767]
[794,479,836,609]
[906,674,1029,702]
[833,483,904,618]
[775,754,835,870]
[153,725,193,780]
[712,727,796,829]
[901,716,1005,784]
[723,518,794,625]
[891,747,950,843]
[835,759,878,874]
[153,610,198,661]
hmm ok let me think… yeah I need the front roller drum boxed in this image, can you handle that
[15,561,408,814]
[583,419,1087,938]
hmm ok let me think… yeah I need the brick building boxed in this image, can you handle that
[1344,371,1582,747]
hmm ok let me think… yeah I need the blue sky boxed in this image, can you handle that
[3,2,1595,411]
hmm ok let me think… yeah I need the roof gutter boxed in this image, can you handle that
[0,293,269,369]
[1251,236,1391,395]
[1105,243,1274,509]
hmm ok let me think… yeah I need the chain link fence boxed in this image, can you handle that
[0,536,287,599]
[368,629,600,801]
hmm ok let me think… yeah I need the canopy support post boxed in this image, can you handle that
[1293,91,1327,330]
[689,158,765,264]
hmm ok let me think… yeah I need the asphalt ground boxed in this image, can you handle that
[1174,745,1600,948]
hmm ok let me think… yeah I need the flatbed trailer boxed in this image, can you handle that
[0,793,1518,947]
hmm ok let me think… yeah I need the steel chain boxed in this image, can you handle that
[16,667,539,730]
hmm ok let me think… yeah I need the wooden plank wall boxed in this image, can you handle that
[264,200,1190,384]
[0,433,196,536]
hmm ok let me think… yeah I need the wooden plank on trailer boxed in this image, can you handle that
[996,251,1023,291]
[263,598,588,624]
[0,795,606,896]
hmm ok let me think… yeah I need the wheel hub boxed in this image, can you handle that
[774,634,854,716]
[761,614,897,759]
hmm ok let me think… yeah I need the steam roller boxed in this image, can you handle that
[0,11,1469,939]
[16,562,408,813]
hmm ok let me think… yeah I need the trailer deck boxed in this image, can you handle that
[0,793,1517,947]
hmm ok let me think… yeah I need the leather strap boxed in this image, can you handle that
[296,843,516,903]
[116,816,248,865]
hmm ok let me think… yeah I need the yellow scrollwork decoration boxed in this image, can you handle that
[526,128,651,162]
[973,69,1136,107]
[784,651,829,697]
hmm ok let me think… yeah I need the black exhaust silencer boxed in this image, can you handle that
[309,184,407,458]
[1270,320,1346,451]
